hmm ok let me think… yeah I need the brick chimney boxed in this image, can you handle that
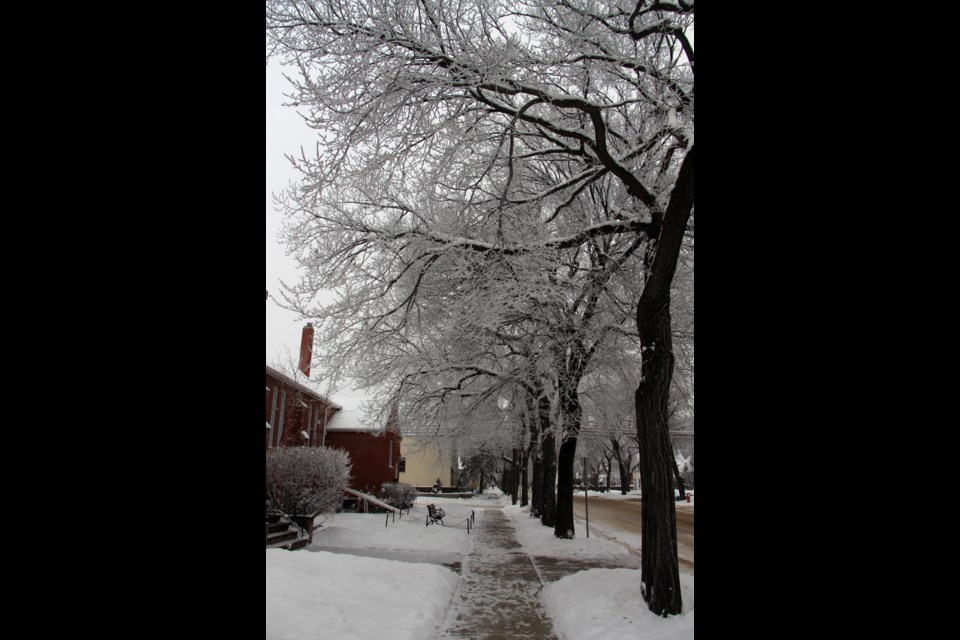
[299,323,314,377]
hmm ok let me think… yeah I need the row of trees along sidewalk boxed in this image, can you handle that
[266,0,693,617]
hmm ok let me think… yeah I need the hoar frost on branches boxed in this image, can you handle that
[266,447,352,516]
[267,0,693,617]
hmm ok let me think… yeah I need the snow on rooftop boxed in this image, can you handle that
[324,390,394,433]
[264,364,341,409]
[324,406,383,432]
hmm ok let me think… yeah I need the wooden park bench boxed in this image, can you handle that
[426,504,446,526]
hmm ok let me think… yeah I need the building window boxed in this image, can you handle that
[398,457,406,473]
[277,391,287,447]
[268,386,279,448]
[307,404,314,446]
[388,440,393,468]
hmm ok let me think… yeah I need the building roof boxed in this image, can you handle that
[324,408,383,433]
[265,364,342,410]
[324,393,397,434]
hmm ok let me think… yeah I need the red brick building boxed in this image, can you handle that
[265,323,341,448]
[265,321,402,495]
[265,364,340,448]
[324,405,402,495]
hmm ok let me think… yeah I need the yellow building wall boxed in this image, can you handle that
[399,437,457,487]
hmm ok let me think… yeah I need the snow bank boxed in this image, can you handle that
[543,568,694,640]
[266,549,457,640]
[503,504,632,560]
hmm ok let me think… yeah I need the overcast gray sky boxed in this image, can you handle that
[266,59,313,366]
[266,60,371,410]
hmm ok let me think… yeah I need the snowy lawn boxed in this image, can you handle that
[307,506,474,555]
[543,568,694,640]
[504,502,633,560]
[266,549,457,640]
[267,489,694,640]
[506,499,694,639]
[267,499,479,639]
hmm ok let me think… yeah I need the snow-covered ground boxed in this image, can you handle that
[266,490,694,639]
[504,496,694,639]
[503,501,631,561]
[266,548,458,640]
[543,568,694,640]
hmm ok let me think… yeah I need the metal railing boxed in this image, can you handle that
[343,488,402,527]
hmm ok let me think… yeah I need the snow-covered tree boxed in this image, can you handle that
[266,0,693,616]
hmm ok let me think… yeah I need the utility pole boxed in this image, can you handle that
[582,457,589,538]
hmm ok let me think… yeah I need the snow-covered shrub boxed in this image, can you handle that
[266,447,351,516]
[380,482,418,509]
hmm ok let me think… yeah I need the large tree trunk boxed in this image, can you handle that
[554,435,578,538]
[510,447,520,505]
[502,464,512,502]
[531,451,541,517]
[554,386,581,539]
[520,446,529,507]
[539,393,557,528]
[634,147,693,617]
[540,427,557,528]
[519,411,530,508]
[612,438,629,495]
[526,389,542,516]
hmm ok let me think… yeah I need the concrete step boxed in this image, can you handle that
[267,535,310,551]
[267,529,298,545]
[286,537,310,551]
[266,520,290,534]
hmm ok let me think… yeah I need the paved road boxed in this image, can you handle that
[572,495,694,573]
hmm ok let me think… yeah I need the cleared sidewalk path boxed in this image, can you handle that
[434,508,558,640]
[433,505,642,639]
